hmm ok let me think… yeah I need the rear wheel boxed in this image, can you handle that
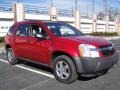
[53,55,78,84]
[6,48,18,65]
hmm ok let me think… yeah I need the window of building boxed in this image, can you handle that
[5,27,8,29]
[1,26,4,29]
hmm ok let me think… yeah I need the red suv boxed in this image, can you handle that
[5,20,119,83]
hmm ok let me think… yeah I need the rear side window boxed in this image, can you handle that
[7,25,16,35]
[16,24,30,36]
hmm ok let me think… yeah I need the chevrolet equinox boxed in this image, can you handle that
[5,20,119,83]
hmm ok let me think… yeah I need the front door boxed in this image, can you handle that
[24,24,53,64]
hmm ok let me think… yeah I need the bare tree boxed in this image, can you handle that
[97,11,105,20]
[108,7,114,21]
[97,6,119,21]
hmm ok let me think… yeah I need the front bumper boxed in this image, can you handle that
[74,52,119,74]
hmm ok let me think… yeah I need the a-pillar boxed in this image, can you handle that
[13,3,25,23]
[92,14,97,32]
[49,7,57,21]
[115,16,120,35]
[74,11,80,30]
[105,16,109,32]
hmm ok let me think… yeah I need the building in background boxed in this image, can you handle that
[0,2,120,37]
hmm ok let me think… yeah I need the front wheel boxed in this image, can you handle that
[6,48,18,65]
[53,55,78,84]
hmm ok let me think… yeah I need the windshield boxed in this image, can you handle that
[46,22,84,37]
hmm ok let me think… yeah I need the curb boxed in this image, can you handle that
[103,36,120,40]
[94,36,120,40]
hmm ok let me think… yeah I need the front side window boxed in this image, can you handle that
[16,24,30,36]
[46,22,84,37]
[31,24,48,37]
[59,26,76,35]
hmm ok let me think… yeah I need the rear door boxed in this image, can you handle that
[14,23,31,58]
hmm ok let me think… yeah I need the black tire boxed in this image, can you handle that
[53,55,78,84]
[6,48,18,65]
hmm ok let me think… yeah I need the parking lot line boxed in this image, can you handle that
[117,51,120,53]
[0,59,55,78]
[21,78,53,90]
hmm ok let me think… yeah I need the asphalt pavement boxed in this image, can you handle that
[0,39,120,90]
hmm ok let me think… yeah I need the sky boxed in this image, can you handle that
[1,0,120,15]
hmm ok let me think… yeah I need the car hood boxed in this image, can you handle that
[63,35,112,47]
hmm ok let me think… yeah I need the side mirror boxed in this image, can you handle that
[36,33,50,40]
[36,33,44,38]
[36,33,48,40]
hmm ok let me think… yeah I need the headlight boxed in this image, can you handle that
[79,44,100,58]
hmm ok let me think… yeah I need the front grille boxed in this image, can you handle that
[99,44,115,56]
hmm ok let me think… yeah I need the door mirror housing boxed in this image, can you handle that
[36,33,50,40]
[36,33,45,39]
[36,33,43,38]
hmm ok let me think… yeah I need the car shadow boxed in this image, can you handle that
[78,75,100,81]
[18,60,109,81]
[78,70,108,81]
[0,54,53,74]
[19,60,53,73]
[22,61,101,81]
[21,60,108,81]
[1,53,109,82]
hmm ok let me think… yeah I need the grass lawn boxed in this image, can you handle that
[0,42,5,48]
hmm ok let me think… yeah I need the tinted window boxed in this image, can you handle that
[46,22,84,37]
[31,24,48,37]
[16,24,30,36]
